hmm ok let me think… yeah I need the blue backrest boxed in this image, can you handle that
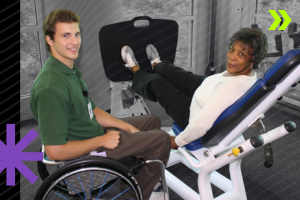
[173,49,300,150]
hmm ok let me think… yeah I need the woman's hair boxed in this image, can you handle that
[43,9,81,52]
[228,28,268,69]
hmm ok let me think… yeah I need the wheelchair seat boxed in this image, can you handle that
[172,49,300,150]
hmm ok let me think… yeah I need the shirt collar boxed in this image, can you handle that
[47,54,82,75]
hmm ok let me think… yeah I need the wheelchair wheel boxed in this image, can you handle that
[37,151,68,194]
[35,157,143,200]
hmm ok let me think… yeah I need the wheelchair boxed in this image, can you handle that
[35,146,169,200]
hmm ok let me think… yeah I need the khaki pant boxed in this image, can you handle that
[96,115,171,200]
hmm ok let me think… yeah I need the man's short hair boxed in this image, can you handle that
[43,9,81,52]
[228,28,268,69]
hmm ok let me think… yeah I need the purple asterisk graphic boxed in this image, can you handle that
[0,124,43,186]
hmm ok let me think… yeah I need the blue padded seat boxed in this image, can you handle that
[264,49,300,85]
[172,49,300,150]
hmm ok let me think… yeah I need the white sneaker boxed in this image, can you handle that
[149,191,165,200]
[146,44,162,67]
[121,45,139,69]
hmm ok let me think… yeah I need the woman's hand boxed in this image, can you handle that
[170,136,179,149]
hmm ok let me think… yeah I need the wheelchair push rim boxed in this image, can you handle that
[35,157,143,200]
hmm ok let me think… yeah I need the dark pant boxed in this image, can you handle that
[96,115,171,200]
[132,61,206,129]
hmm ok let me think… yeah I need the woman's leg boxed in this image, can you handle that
[153,61,206,97]
[132,70,191,129]
[146,45,206,96]
[122,45,191,128]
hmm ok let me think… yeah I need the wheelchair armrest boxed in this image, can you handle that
[41,145,58,165]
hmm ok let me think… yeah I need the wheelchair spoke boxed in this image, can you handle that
[37,166,141,200]
[77,173,87,200]
[95,172,109,200]
[53,191,69,200]
[64,179,86,200]
[111,187,131,200]
[89,170,94,199]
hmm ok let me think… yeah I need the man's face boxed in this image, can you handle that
[226,41,255,76]
[46,22,81,68]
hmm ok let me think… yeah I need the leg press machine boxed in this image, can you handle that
[99,17,299,199]
[165,49,300,200]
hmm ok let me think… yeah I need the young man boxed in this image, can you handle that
[30,9,170,200]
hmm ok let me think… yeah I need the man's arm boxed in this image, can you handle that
[45,130,120,161]
[93,107,139,133]
[45,107,140,161]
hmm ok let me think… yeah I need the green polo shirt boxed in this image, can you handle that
[30,55,105,145]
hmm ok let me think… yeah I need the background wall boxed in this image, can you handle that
[19,0,300,199]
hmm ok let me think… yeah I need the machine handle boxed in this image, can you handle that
[263,121,296,168]
[264,143,273,168]
[131,16,153,28]
[131,16,153,22]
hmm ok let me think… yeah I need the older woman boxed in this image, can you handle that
[121,28,268,149]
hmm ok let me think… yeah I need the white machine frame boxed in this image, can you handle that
[110,81,150,118]
[164,62,300,200]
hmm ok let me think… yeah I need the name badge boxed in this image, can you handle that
[87,101,93,119]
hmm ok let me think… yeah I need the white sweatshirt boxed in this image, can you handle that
[175,70,257,147]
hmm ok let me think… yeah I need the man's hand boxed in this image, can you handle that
[101,130,120,149]
[170,136,179,150]
[93,107,140,134]
[127,125,140,133]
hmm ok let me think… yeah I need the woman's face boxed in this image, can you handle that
[226,41,255,76]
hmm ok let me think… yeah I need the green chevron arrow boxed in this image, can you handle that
[278,10,291,30]
[269,10,281,30]
[269,10,291,30]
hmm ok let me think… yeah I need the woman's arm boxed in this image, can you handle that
[175,78,246,147]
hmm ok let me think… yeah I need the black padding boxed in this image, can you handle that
[250,135,264,148]
[266,54,300,85]
[275,34,282,52]
[284,121,296,132]
[99,16,178,82]
[264,160,273,168]
[201,84,275,147]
